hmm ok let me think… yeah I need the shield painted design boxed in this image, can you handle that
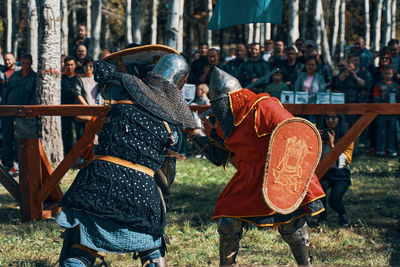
[262,117,322,215]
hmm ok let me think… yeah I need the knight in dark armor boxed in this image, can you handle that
[188,67,326,266]
[56,52,197,266]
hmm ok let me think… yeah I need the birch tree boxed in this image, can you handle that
[338,0,346,58]
[363,0,370,48]
[254,23,261,43]
[87,0,91,37]
[265,23,271,40]
[383,0,392,46]
[28,0,38,71]
[126,0,133,45]
[330,0,341,57]
[314,0,322,53]
[166,0,182,50]
[12,0,20,56]
[319,0,333,67]
[177,0,185,52]
[247,24,254,44]
[301,0,310,38]
[132,0,142,44]
[391,0,397,39]
[150,0,158,44]
[206,0,213,47]
[60,0,69,56]
[373,0,383,51]
[91,0,102,59]
[36,0,63,164]
[288,0,300,47]
[260,23,265,44]
[6,0,12,53]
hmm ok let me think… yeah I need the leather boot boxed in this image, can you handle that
[218,218,244,266]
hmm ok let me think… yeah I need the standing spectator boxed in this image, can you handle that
[269,40,286,68]
[69,23,91,58]
[372,65,400,157]
[0,46,4,65]
[308,48,333,90]
[294,57,326,103]
[318,114,353,227]
[304,40,316,58]
[0,53,21,101]
[223,43,247,78]
[354,36,373,70]
[262,40,274,62]
[264,69,289,98]
[388,39,400,78]
[61,56,82,156]
[238,42,271,93]
[193,84,210,105]
[74,44,88,74]
[1,54,36,174]
[294,38,306,63]
[280,47,305,89]
[199,48,223,85]
[332,59,348,92]
[370,52,396,86]
[188,42,209,84]
[73,57,101,106]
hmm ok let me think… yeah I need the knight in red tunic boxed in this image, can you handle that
[188,67,325,266]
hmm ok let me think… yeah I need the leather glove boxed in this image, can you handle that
[93,60,123,83]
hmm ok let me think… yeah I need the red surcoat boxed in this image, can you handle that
[212,89,325,222]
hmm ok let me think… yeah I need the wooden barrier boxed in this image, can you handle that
[0,103,398,221]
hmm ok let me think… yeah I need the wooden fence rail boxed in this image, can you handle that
[0,103,399,221]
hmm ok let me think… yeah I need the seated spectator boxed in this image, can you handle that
[294,56,326,103]
[223,43,247,79]
[280,47,304,89]
[318,114,353,227]
[372,65,400,157]
[199,48,223,85]
[264,69,289,98]
[69,23,91,58]
[193,84,210,105]
[238,42,271,93]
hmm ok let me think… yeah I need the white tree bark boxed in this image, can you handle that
[28,0,38,71]
[363,0,370,48]
[330,0,341,57]
[265,23,271,40]
[373,0,383,51]
[12,0,20,56]
[206,0,213,47]
[91,0,102,59]
[37,0,63,164]
[391,0,397,39]
[166,0,180,49]
[338,0,346,58]
[247,24,254,44]
[126,0,133,45]
[260,23,265,44]
[177,0,185,52]
[314,0,322,53]
[319,0,333,68]
[6,0,12,53]
[151,0,158,44]
[132,0,142,44]
[254,23,261,43]
[383,0,392,46]
[288,0,300,47]
[301,0,310,38]
[87,0,91,37]
[60,0,69,56]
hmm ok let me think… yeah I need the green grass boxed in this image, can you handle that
[0,154,399,266]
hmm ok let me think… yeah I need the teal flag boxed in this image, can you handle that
[207,0,283,30]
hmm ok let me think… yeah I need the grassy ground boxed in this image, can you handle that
[0,151,399,266]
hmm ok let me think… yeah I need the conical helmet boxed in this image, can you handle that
[209,67,242,101]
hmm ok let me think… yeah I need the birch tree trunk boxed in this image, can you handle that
[166,0,180,49]
[60,0,69,56]
[265,23,271,40]
[319,0,333,68]
[330,0,340,57]
[383,0,392,46]
[28,0,38,71]
[363,0,370,48]
[247,24,254,44]
[206,0,213,46]
[314,0,322,53]
[12,0,20,56]
[91,0,102,59]
[373,0,383,51]
[151,0,158,44]
[288,0,300,47]
[177,0,185,52]
[6,0,12,53]
[254,23,261,43]
[391,0,397,39]
[132,0,142,44]
[87,0,91,37]
[338,0,346,58]
[36,0,63,164]
[126,0,133,45]
[301,0,310,38]
[71,0,77,39]
[260,23,265,44]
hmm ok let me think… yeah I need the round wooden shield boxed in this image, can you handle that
[103,44,179,73]
[262,117,322,215]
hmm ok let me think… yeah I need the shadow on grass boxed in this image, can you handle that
[8,260,53,267]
